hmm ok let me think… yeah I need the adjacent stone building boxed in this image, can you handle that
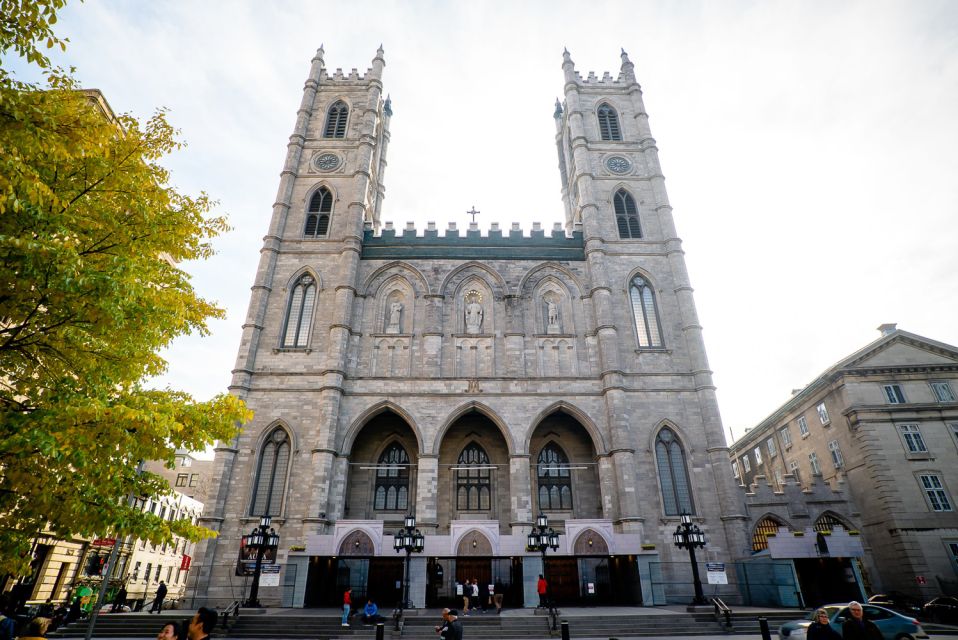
[730,325,958,599]
[189,47,750,609]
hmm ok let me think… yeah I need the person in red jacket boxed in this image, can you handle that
[537,575,548,607]
[341,588,352,627]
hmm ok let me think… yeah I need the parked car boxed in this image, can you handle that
[869,592,925,618]
[778,603,928,640]
[923,596,958,624]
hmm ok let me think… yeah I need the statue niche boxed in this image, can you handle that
[544,293,561,334]
[383,289,406,334]
[464,290,484,334]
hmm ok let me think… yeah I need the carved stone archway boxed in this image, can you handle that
[456,530,493,556]
[339,530,375,556]
[573,529,609,555]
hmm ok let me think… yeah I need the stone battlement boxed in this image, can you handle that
[319,68,374,82]
[361,220,585,261]
[572,70,629,86]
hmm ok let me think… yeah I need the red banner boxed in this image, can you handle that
[92,538,116,547]
[180,555,192,571]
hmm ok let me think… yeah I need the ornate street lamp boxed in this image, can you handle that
[527,513,560,625]
[393,514,424,619]
[672,512,707,606]
[242,515,280,608]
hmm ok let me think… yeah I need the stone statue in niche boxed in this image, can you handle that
[386,301,403,334]
[464,291,483,334]
[546,299,561,334]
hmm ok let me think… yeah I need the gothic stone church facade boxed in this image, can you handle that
[190,47,748,608]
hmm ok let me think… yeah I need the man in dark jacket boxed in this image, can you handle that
[187,607,217,640]
[150,581,168,613]
[841,602,882,640]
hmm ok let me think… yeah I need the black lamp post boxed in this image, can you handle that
[242,515,280,608]
[672,512,707,606]
[393,514,424,615]
[527,513,560,612]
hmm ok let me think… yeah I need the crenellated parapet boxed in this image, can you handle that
[744,473,860,527]
[361,221,585,261]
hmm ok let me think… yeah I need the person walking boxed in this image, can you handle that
[841,602,882,640]
[150,581,167,614]
[446,609,464,640]
[341,587,352,627]
[471,579,480,613]
[537,575,548,607]
[806,609,840,640]
[461,581,470,616]
[112,584,128,612]
[156,621,182,640]
[492,580,504,614]
[435,608,451,640]
[17,617,51,640]
[186,607,216,640]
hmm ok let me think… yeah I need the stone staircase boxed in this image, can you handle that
[50,609,802,639]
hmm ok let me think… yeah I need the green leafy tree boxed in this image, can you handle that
[0,0,251,576]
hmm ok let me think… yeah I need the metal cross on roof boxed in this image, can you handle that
[466,206,480,224]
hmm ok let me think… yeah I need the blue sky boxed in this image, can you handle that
[8,0,958,442]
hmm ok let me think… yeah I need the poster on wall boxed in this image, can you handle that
[235,539,278,576]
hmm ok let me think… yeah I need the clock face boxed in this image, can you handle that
[315,153,340,171]
[606,155,631,174]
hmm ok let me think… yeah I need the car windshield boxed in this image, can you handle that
[805,606,842,621]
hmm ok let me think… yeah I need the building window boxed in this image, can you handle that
[919,474,953,512]
[742,455,751,473]
[883,384,907,404]
[655,428,694,515]
[614,189,642,238]
[166,566,173,582]
[947,541,958,572]
[188,474,198,487]
[374,443,410,511]
[175,474,188,487]
[281,274,317,348]
[951,423,958,449]
[798,416,809,437]
[144,563,151,582]
[629,275,663,348]
[767,438,777,458]
[752,516,785,552]
[809,451,822,475]
[155,564,162,581]
[456,443,491,511]
[753,447,763,466]
[250,428,291,516]
[132,561,141,581]
[774,469,783,486]
[780,427,792,447]
[732,461,740,478]
[323,100,348,138]
[827,440,844,468]
[817,403,830,425]
[537,443,573,510]
[899,424,928,453]
[931,381,956,403]
[815,512,847,532]
[305,186,332,237]
[788,460,801,484]
[597,103,622,141]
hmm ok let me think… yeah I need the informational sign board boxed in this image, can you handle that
[260,564,281,587]
[706,562,728,585]
[587,582,595,594]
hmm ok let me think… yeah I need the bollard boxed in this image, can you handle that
[561,620,570,640]
[758,617,772,640]
[376,622,385,640]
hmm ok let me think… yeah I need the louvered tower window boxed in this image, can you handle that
[324,101,348,138]
[305,187,332,237]
[597,103,622,141]
[456,443,491,511]
[614,189,642,238]
[374,443,410,511]
[630,275,663,348]
[655,427,693,515]
[282,274,316,348]
[250,428,291,516]
[537,443,573,510]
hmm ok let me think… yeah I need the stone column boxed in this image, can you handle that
[509,454,533,534]
[415,455,439,531]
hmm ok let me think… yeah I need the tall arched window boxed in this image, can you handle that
[613,189,641,238]
[282,274,317,348]
[655,427,693,515]
[305,187,332,237]
[324,100,348,138]
[456,443,491,511]
[630,275,663,348]
[374,443,410,511]
[537,443,573,510]
[250,428,291,516]
[597,103,622,141]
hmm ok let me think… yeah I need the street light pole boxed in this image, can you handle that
[527,513,560,629]
[393,514,424,621]
[243,515,280,608]
[672,512,708,606]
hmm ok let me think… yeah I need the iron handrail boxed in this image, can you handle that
[712,597,733,631]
